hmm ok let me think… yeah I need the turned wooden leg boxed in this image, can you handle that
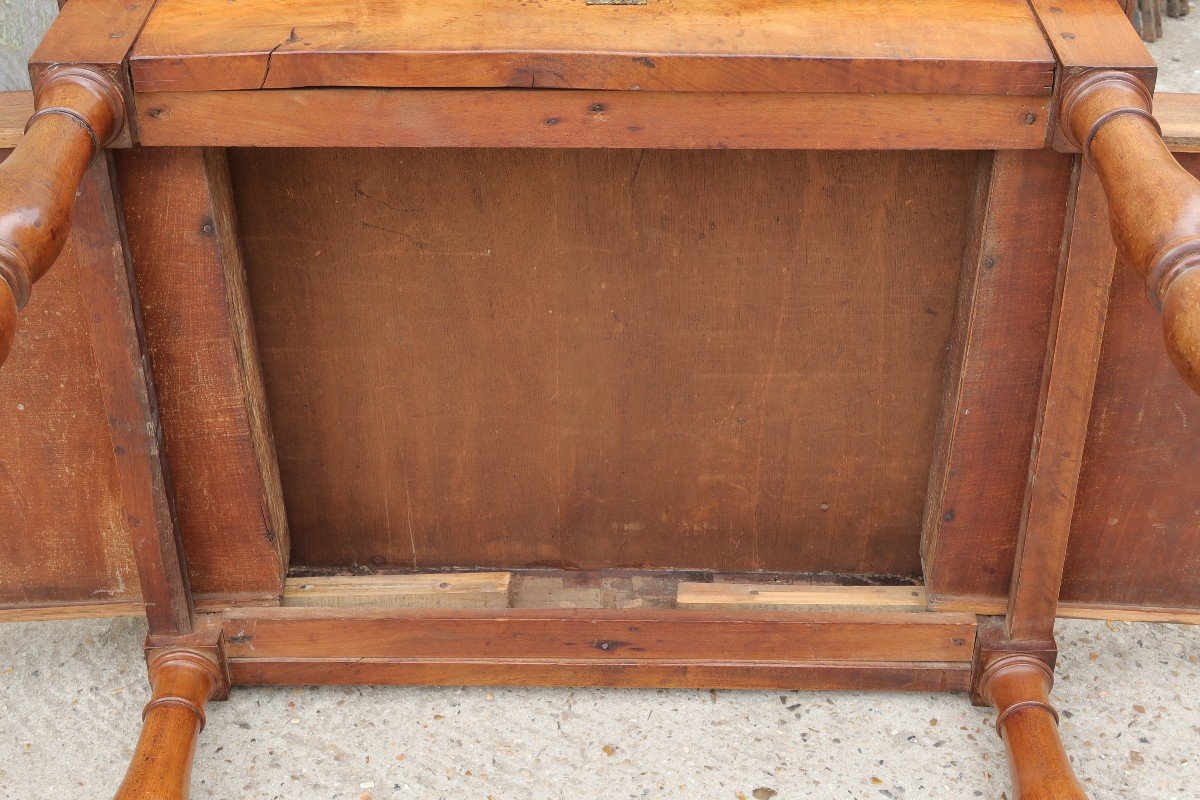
[978,655,1087,800]
[0,65,124,366]
[114,651,224,800]
[1059,71,1200,396]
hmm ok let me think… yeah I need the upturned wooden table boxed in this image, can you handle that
[1,1,1200,797]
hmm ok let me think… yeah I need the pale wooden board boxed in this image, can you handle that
[0,92,31,146]
[1158,93,1200,153]
[283,573,512,609]
[678,583,928,611]
[0,602,143,622]
[932,597,1200,625]
[12,570,1200,625]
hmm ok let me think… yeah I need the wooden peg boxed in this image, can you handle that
[113,650,225,800]
[978,655,1087,800]
[0,65,123,365]
[1059,70,1200,395]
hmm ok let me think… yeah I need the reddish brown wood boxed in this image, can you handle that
[231,657,972,693]
[132,89,1051,151]
[221,607,975,690]
[921,150,1073,607]
[0,68,124,366]
[978,655,1086,800]
[30,0,158,77]
[1026,0,1156,77]
[1064,154,1200,612]
[115,147,288,606]
[73,154,193,635]
[233,147,972,575]
[223,608,977,662]
[0,154,140,612]
[1006,164,1117,643]
[129,0,1054,95]
[1060,71,1200,394]
[29,0,159,146]
[114,649,226,800]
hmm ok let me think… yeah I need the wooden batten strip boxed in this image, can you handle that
[0,601,144,622]
[0,92,32,147]
[919,150,1074,602]
[228,659,973,693]
[133,89,1049,150]
[220,607,976,692]
[283,573,512,609]
[115,146,291,603]
[1157,93,1200,153]
[221,608,977,663]
[1005,163,1116,642]
[932,596,1200,626]
[1,88,1182,153]
[75,157,195,636]
[677,583,927,611]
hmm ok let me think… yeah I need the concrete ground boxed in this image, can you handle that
[1,616,1198,799]
[1148,11,1200,92]
[2,7,1200,800]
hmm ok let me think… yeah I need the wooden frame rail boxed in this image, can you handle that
[0,1,1197,798]
[217,607,976,692]
[130,89,1050,150]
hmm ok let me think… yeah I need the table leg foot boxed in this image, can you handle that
[978,654,1088,800]
[113,650,224,800]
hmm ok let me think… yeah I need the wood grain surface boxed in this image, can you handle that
[283,573,512,609]
[1006,164,1116,642]
[32,0,157,71]
[229,657,972,693]
[676,583,928,611]
[230,147,974,575]
[129,0,1054,95]
[221,606,974,691]
[73,155,194,635]
[1064,153,1200,610]
[222,607,977,662]
[115,146,288,606]
[0,93,31,146]
[0,152,139,611]
[1026,0,1156,75]
[1158,93,1200,153]
[132,89,1050,151]
[920,150,1073,605]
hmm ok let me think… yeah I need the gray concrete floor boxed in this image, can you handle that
[1,616,1199,799]
[1148,11,1200,92]
[2,7,1200,800]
